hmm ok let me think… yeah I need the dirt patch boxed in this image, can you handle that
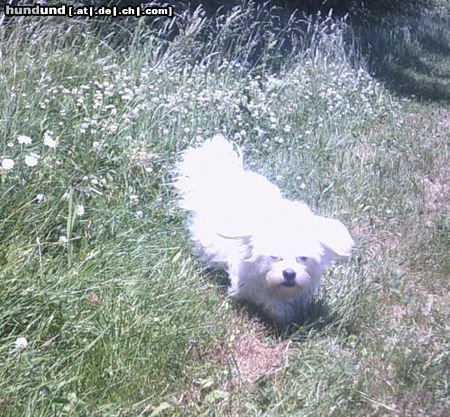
[179,316,289,415]
[421,174,449,215]
[216,317,289,385]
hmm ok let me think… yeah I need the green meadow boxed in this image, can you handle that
[0,1,448,415]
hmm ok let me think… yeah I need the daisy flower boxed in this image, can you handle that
[43,131,59,148]
[76,204,85,216]
[1,158,15,170]
[14,337,28,351]
[25,154,39,167]
[18,135,32,145]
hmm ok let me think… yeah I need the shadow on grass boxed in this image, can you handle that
[168,0,450,103]
[236,297,353,341]
[374,63,450,101]
[37,1,448,103]
[205,266,345,338]
[352,9,450,102]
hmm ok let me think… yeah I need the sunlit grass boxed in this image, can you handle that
[0,1,448,416]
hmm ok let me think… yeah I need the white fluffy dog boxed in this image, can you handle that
[175,135,354,325]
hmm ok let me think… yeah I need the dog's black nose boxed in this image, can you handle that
[282,268,296,281]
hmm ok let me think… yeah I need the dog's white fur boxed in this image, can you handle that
[175,135,354,324]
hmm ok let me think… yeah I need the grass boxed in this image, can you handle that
[0,1,448,416]
[351,1,450,101]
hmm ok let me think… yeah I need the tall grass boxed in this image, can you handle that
[1,1,448,416]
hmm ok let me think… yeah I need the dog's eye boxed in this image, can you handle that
[296,256,308,263]
[270,255,283,262]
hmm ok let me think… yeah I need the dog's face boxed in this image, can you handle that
[244,201,354,297]
[245,244,323,297]
[265,253,321,296]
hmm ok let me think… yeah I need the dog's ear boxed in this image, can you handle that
[315,217,354,258]
[217,232,251,245]
[217,233,253,259]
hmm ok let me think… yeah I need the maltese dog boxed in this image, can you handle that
[175,135,354,325]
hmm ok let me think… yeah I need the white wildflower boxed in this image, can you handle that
[25,154,39,167]
[36,194,45,203]
[274,136,284,144]
[1,158,15,170]
[43,131,58,148]
[108,124,118,134]
[14,337,28,351]
[135,210,143,219]
[75,204,85,217]
[121,88,134,101]
[18,135,32,145]
[59,236,68,244]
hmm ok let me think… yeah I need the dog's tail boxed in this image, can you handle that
[175,134,244,212]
